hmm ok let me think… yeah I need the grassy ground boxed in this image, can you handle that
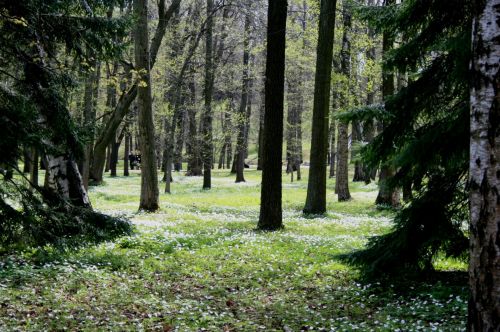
[0,167,467,331]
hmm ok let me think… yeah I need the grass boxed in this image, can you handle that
[0,166,467,331]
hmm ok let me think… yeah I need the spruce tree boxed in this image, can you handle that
[341,0,473,275]
[0,0,132,252]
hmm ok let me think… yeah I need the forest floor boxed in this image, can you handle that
[1,168,467,331]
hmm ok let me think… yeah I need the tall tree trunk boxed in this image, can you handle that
[201,0,214,189]
[225,104,233,170]
[329,117,336,178]
[218,111,226,169]
[135,0,159,211]
[110,142,119,177]
[105,144,112,173]
[294,0,307,182]
[258,0,287,230]
[363,119,376,183]
[257,85,265,171]
[163,116,173,193]
[104,64,118,175]
[186,77,203,176]
[364,6,377,184]
[352,120,365,182]
[89,0,181,185]
[286,78,302,181]
[244,71,253,159]
[29,147,38,189]
[235,14,251,183]
[214,7,231,171]
[286,91,297,181]
[173,112,185,171]
[303,0,338,214]
[398,61,412,200]
[286,65,303,180]
[336,122,351,200]
[468,0,500,330]
[81,61,100,189]
[124,133,130,176]
[335,0,352,201]
[375,0,399,207]
[110,126,126,177]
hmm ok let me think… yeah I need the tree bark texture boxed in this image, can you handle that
[46,154,91,208]
[375,0,399,207]
[258,0,287,230]
[135,0,159,211]
[335,1,351,202]
[363,10,377,184]
[81,61,100,189]
[163,116,173,193]
[235,14,251,183]
[186,77,203,176]
[124,133,130,176]
[468,0,500,330]
[286,73,303,180]
[303,0,337,214]
[352,120,365,182]
[329,117,336,178]
[336,122,351,201]
[201,0,214,189]
[257,85,265,171]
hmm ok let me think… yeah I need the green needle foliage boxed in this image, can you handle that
[0,0,133,253]
[340,0,472,277]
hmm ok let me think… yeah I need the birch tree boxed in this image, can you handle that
[468,0,500,329]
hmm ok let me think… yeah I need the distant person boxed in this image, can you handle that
[129,153,141,170]
[128,154,136,170]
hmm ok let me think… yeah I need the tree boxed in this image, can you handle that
[341,0,471,276]
[468,0,500,329]
[89,0,181,185]
[374,0,399,207]
[335,0,352,202]
[258,0,288,230]
[186,74,203,176]
[328,117,336,178]
[201,0,215,189]
[235,13,251,183]
[362,0,378,184]
[135,0,160,211]
[351,120,365,182]
[303,0,338,214]
[124,132,130,176]
[80,59,100,189]
[0,0,132,252]
[285,0,308,182]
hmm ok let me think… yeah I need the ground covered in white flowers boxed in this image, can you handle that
[0,169,467,331]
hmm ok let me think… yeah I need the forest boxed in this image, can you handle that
[0,0,499,330]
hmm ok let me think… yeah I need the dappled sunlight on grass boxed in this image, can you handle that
[0,168,467,331]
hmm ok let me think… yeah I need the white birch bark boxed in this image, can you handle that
[46,154,91,208]
[468,0,500,329]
